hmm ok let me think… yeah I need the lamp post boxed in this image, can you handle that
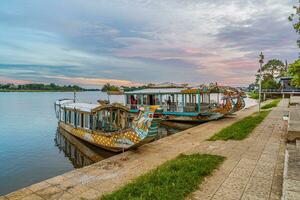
[258,52,264,113]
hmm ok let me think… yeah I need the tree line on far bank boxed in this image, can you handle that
[0,83,97,91]
[100,83,149,92]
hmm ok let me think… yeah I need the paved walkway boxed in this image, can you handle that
[189,99,289,200]
[1,100,287,200]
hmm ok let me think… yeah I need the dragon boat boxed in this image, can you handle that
[54,99,162,152]
[124,84,246,123]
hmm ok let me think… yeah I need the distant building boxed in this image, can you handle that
[279,76,294,91]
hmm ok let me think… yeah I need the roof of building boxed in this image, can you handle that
[125,88,186,94]
[279,76,293,80]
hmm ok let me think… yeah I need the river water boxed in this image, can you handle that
[0,92,256,195]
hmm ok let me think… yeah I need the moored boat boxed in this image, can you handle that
[124,84,246,122]
[54,100,162,152]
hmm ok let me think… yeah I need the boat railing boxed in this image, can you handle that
[126,102,214,113]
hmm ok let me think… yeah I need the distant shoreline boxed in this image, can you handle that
[0,90,100,92]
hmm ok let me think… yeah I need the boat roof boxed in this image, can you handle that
[125,88,186,95]
[55,99,74,106]
[58,101,129,113]
[64,103,99,112]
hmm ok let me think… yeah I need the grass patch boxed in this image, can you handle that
[101,154,224,200]
[248,91,259,99]
[261,99,280,109]
[209,111,270,141]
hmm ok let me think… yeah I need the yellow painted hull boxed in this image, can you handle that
[59,122,156,152]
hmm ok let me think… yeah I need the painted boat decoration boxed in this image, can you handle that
[54,99,162,152]
[124,84,246,122]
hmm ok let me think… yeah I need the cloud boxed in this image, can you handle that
[42,75,141,86]
[0,0,298,87]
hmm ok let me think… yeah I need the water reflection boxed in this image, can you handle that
[55,128,116,168]
[54,125,182,168]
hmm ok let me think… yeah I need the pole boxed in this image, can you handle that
[73,91,76,103]
[259,62,262,113]
[258,52,264,113]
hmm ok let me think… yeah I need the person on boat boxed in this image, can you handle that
[167,96,171,111]
[131,96,137,110]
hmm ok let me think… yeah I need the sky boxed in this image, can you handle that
[0,0,299,88]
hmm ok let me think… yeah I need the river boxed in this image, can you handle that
[0,91,256,195]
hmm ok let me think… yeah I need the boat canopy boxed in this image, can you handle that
[64,103,99,113]
[55,99,74,106]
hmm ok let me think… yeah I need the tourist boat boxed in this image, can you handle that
[54,99,162,152]
[124,85,246,122]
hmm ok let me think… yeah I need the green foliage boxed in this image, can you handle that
[248,91,259,99]
[288,59,300,87]
[101,83,120,92]
[255,59,284,90]
[209,111,271,141]
[0,83,87,91]
[261,99,281,109]
[122,85,148,92]
[101,154,224,200]
[262,59,285,78]
[261,74,280,89]
[289,1,300,47]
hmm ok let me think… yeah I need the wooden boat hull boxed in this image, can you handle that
[59,122,158,152]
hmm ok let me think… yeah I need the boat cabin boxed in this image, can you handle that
[55,100,131,133]
[124,88,223,114]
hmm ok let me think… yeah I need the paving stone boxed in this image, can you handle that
[212,177,248,200]
[53,192,74,200]
[35,186,64,200]
[236,158,257,169]
[229,167,254,180]
[78,188,101,200]
[285,179,300,192]
[4,188,32,200]
[65,185,90,195]
[243,177,272,199]
[285,190,300,200]
[19,194,43,200]
[27,181,51,192]
[46,176,67,186]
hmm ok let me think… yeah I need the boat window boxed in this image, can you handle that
[137,95,142,105]
[63,109,66,122]
[89,114,93,130]
[80,113,84,128]
[126,95,130,105]
[84,114,89,129]
[119,110,128,129]
[143,95,147,105]
[71,111,74,125]
[155,94,160,105]
[96,108,129,132]
[60,108,64,121]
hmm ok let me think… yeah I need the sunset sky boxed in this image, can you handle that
[0,0,298,88]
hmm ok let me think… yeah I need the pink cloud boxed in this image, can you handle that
[43,75,142,87]
[0,77,33,85]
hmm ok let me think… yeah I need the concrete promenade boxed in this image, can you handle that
[1,100,288,200]
[189,99,289,200]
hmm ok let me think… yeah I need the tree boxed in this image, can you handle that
[255,59,285,89]
[101,83,120,92]
[288,59,300,87]
[289,1,300,47]
[261,59,285,78]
